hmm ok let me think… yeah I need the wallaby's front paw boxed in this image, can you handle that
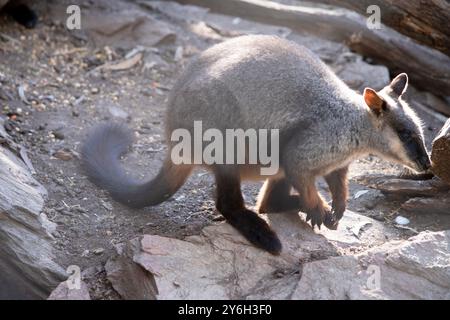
[305,204,332,230]
[324,203,345,230]
[324,209,341,230]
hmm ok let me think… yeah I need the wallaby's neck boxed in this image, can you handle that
[344,91,381,155]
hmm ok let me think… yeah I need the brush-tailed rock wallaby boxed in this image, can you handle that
[82,35,430,255]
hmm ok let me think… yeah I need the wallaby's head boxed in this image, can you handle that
[363,73,430,172]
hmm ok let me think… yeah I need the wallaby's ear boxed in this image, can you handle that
[389,73,408,97]
[363,88,385,115]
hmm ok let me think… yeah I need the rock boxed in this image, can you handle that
[53,148,74,161]
[292,255,368,299]
[83,10,176,49]
[93,248,105,255]
[52,130,65,140]
[108,106,130,120]
[90,87,99,94]
[292,231,450,299]
[0,119,65,299]
[105,211,398,299]
[331,53,390,92]
[140,1,209,22]
[48,280,91,300]
[394,216,410,225]
[105,241,158,300]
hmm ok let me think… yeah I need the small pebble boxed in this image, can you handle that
[53,149,73,161]
[93,248,105,255]
[53,130,65,140]
[395,216,410,225]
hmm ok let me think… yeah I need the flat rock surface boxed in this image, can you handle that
[103,211,439,300]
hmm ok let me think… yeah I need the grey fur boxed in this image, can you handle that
[166,35,428,176]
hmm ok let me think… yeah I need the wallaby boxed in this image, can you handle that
[82,35,430,255]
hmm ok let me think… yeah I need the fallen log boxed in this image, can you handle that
[356,119,450,215]
[316,0,450,56]
[401,195,450,215]
[431,118,450,185]
[175,0,450,99]
[354,174,450,197]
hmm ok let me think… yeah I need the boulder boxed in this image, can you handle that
[292,231,450,299]
[47,280,91,300]
[106,210,406,299]
[84,10,177,49]
[0,118,64,299]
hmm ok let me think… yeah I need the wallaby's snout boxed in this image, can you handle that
[400,129,430,172]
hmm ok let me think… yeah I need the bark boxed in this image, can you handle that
[431,119,450,185]
[354,174,450,197]
[317,0,450,56]
[401,195,450,215]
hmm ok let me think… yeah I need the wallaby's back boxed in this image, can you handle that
[166,35,357,141]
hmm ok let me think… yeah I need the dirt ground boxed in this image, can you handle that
[0,0,449,299]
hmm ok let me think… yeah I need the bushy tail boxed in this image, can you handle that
[81,123,191,208]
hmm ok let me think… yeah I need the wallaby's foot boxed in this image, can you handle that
[214,167,282,255]
[256,178,302,214]
[257,195,301,213]
[225,208,282,255]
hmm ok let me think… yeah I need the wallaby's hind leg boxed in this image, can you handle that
[324,166,349,229]
[213,166,282,255]
[256,178,302,213]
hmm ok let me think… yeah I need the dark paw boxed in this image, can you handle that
[305,205,331,230]
[324,207,345,230]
